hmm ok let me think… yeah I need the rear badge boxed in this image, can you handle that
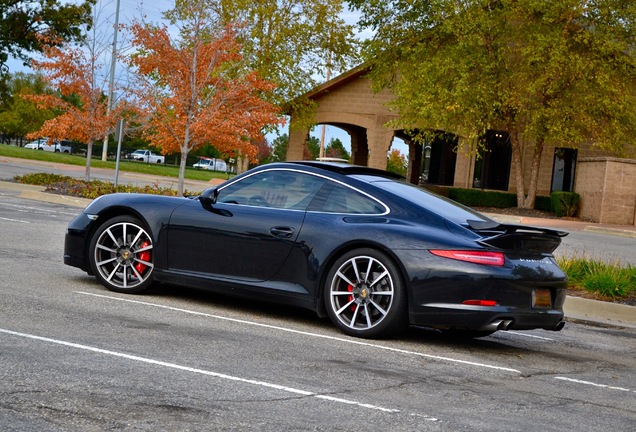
[532,288,552,309]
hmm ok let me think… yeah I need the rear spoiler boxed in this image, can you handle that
[467,219,568,237]
[466,219,568,254]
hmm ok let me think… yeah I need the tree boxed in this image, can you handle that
[0,72,56,138]
[0,0,93,91]
[325,137,350,160]
[352,0,636,208]
[194,0,359,118]
[269,133,288,162]
[23,34,127,181]
[127,1,282,195]
[253,136,271,166]
[386,149,406,176]
[304,136,320,160]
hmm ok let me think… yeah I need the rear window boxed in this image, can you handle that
[371,179,490,224]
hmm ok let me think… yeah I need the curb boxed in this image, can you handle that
[564,296,636,329]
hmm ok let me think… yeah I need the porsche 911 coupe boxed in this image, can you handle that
[64,161,568,339]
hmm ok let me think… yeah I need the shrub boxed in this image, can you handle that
[556,256,636,300]
[551,191,581,217]
[448,188,517,208]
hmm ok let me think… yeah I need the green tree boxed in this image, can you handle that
[0,72,56,138]
[0,0,93,89]
[270,133,289,162]
[199,0,359,112]
[325,137,350,160]
[386,149,406,176]
[352,0,636,208]
[304,136,320,160]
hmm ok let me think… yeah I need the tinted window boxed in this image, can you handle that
[308,181,386,214]
[217,170,326,210]
[370,179,490,223]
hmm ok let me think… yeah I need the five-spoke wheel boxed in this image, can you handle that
[89,215,155,293]
[325,248,407,338]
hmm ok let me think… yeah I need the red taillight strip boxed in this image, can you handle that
[462,300,498,306]
[429,249,505,266]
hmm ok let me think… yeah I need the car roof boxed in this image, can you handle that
[285,161,403,180]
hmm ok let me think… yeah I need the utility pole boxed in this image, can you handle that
[319,54,332,160]
[101,0,121,161]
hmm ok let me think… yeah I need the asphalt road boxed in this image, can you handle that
[1,195,635,431]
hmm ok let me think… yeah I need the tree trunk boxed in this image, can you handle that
[521,136,545,209]
[84,140,93,182]
[178,148,188,196]
[509,133,526,209]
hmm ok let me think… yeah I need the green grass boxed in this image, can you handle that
[557,256,636,301]
[0,144,230,182]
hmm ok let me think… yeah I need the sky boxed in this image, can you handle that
[7,0,407,157]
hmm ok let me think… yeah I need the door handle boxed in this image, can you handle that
[270,226,295,238]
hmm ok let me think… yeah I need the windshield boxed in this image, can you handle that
[368,179,491,225]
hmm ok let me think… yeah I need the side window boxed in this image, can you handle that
[308,181,386,214]
[217,170,326,210]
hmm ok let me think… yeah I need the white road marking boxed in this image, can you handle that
[0,327,403,415]
[0,216,29,223]
[504,331,555,341]
[77,291,522,374]
[554,377,634,393]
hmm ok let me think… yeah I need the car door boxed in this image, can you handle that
[167,169,326,282]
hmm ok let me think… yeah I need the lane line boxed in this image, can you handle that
[77,291,522,374]
[504,331,555,341]
[554,377,634,393]
[0,327,404,415]
[0,216,29,223]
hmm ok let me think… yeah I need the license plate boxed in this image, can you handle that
[532,289,552,309]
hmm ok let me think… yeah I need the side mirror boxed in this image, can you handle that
[199,188,219,208]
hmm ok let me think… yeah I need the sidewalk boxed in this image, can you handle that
[1,174,635,331]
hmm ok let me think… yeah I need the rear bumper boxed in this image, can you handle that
[410,303,565,331]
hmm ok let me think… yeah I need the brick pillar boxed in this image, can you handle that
[367,128,393,170]
[406,141,423,184]
[287,124,309,161]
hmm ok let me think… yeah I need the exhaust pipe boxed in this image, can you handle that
[497,319,513,330]
[481,319,514,331]
[551,320,566,331]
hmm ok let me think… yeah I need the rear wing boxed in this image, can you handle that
[466,219,568,254]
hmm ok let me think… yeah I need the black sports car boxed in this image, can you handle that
[64,161,568,339]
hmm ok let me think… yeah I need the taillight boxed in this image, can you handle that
[429,249,505,266]
[462,300,498,306]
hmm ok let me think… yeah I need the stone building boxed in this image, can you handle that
[286,66,636,226]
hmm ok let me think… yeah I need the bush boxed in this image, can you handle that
[448,188,517,208]
[534,195,552,212]
[551,191,581,217]
[14,173,192,199]
[556,256,636,300]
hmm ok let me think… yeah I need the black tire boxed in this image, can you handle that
[88,215,155,294]
[324,248,408,338]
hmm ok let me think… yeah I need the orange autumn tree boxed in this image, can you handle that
[127,3,283,195]
[24,39,124,181]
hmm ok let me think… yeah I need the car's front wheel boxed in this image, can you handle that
[325,248,408,338]
[89,215,155,294]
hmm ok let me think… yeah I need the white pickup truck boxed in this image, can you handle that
[130,149,164,164]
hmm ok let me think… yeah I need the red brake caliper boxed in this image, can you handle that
[134,240,151,275]
[347,284,356,312]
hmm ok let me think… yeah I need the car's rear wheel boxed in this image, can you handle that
[89,215,154,294]
[325,248,408,338]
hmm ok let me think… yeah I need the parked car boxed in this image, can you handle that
[64,161,568,339]
[193,157,227,171]
[24,139,72,153]
[129,149,164,164]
